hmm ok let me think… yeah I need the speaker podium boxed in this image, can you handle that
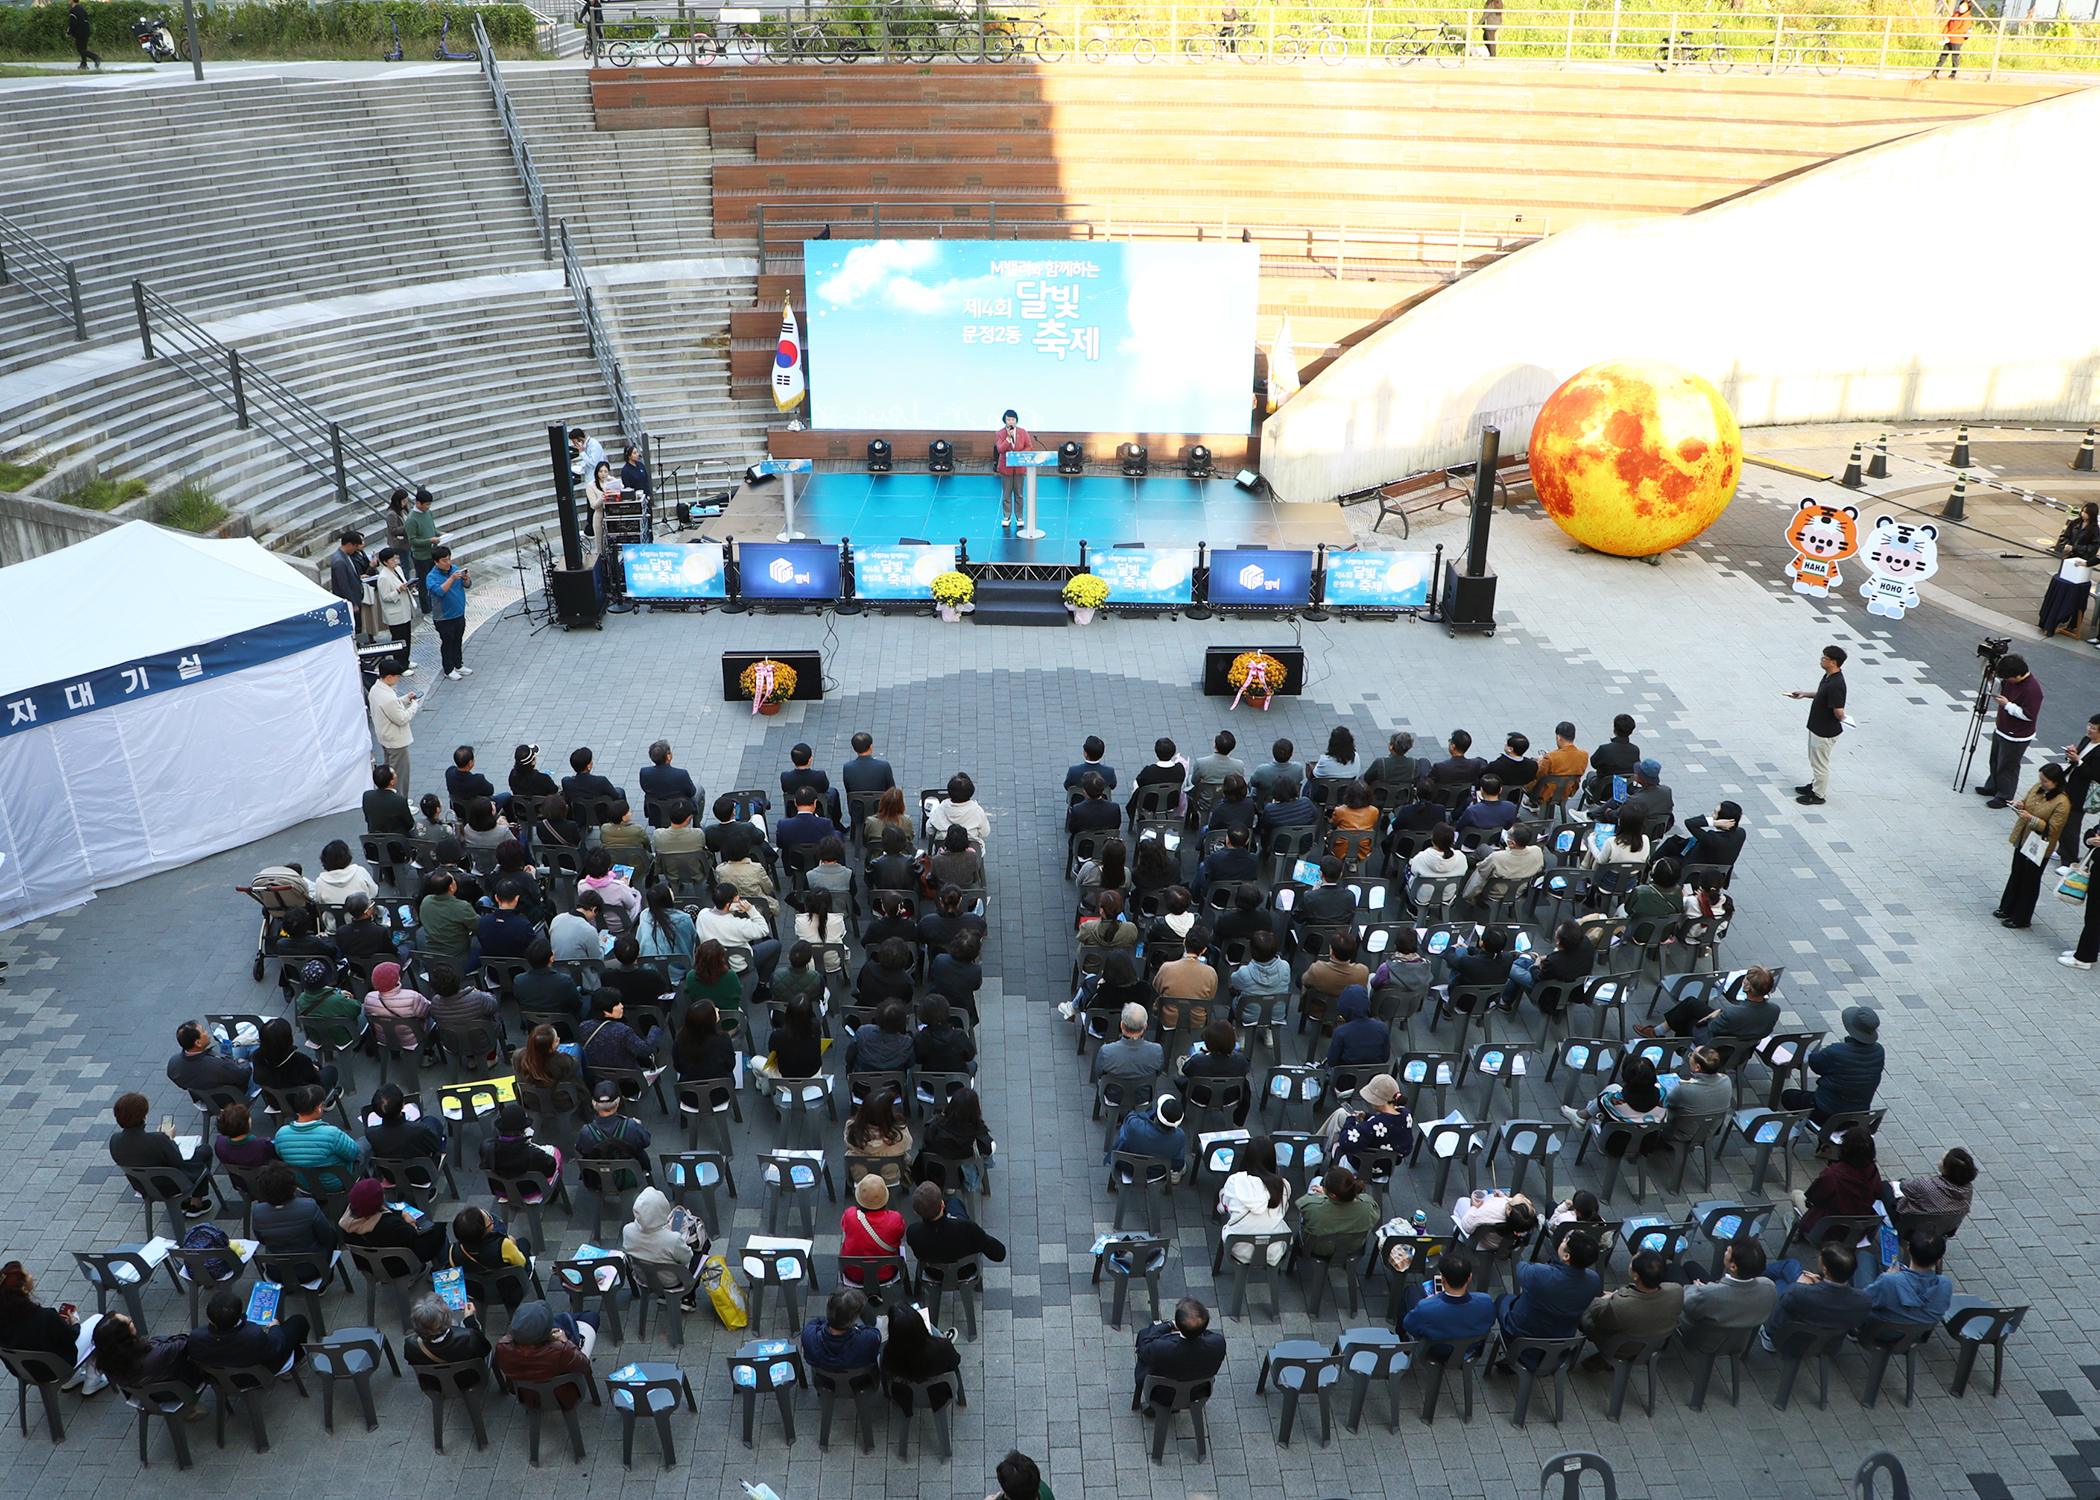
[1441,561,1498,636]
[549,567,603,631]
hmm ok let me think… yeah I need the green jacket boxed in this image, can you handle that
[405,507,439,560]
[419,893,480,957]
[296,986,363,1021]
[1624,884,1681,922]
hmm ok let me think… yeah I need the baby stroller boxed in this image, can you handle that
[237,865,315,983]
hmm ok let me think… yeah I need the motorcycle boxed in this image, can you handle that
[131,14,183,61]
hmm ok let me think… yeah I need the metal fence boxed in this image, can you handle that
[751,200,1546,282]
[586,0,2100,78]
[557,219,648,450]
[0,211,87,342]
[129,279,414,524]
[475,15,553,259]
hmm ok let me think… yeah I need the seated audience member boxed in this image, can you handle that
[596,800,649,855]
[1673,801,1747,867]
[600,937,672,1015]
[1152,924,1218,1032]
[332,896,399,969]
[513,1026,582,1096]
[1309,725,1358,781]
[1883,1147,1977,1235]
[1250,738,1302,806]
[1074,837,1128,904]
[1257,782,1317,845]
[167,1018,257,1098]
[493,1299,599,1409]
[1065,736,1117,792]
[1366,731,1425,790]
[765,942,820,1011]
[1526,720,1590,804]
[1577,1247,1682,1370]
[560,747,624,809]
[1623,857,1683,923]
[1484,733,1538,795]
[1292,856,1356,932]
[855,938,917,1009]
[578,849,642,935]
[405,1293,492,1385]
[763,996,825,1080]
[1189,823,1255,900]
[1602,758,1674,834]
[695,883,780,980]
[914,997,977,1075]
[847,1002,917,1077]
[1127,738,1187,813]
[1213,883,1269,950]
[1132,1297,1227,1406]
[578,991,664,1078]
[1441,925,1515,1007]
[1643,962,1779,1043]
[188,1288,309,1374]
[446,1207,535,1311]
[1586,714,1641,799]
[1370,928,1435,1020]
[881,1300,964,1414]
[416,872,479,961]
[672,1002,738,1084]
[532,794,582,853]
[1189,730,1244,803]
[273,908,342,981]
[309,839,379,909]
[109,1090,214,1215]
[459,798,515,855]
[477,881,538,961]
[907,1180,1007,1269]
[1067,772,1124,836]
[716,840,779,917]
[1218,1138,1291,1266]
[1466,825,1544,901]
[791,888,851,976]
[1336,1075,1411,1164]
[1180,1017,1251,1115]
[445,746,503,817]
[840,1173,908,1285]
[215,1101,277,1171]
[1295,1165,1381,1260]
[1062,948,1153,1029]
[252,1016,338,1097]
[1679,1240,1777,1340]
[365,1082,446,1163]
[1325,985,1390,1068]
[365,765,416,837]
[1792,1132,1884,1239]
[92,1311,199,1400]
[415,794,456,842]
[1401,1251,1498,1355]
[928,824,984,891]
[426,960,502,1041]
[274,1085,367,1187]
[248,1160,340,1279]
[480,1101,562,1183]
[1497,1231,1602,1346]
[1077,890,1141,967]
[1406,824,1468,902]
[339,1176,447,1264]
[1453,775,1518,834]
[916,1087,996,1187]
[363,961,432,1058]
[623,1187,706,1297]
[1559,1054,1667,1155]
[779,742,839,822]
[514,939,584,1020]
[1781,1006,1884,1124]
[929,932,985,1024]
[866,826,919,895]
[1500,920,1593,1014]
[801,1287,881,1375]
[1091,1003,1164,1084]
[510,744,559,800]
[1129,833,1179,903]
[650,798,707,859]
[859,785,911,848]
[799,838,854,908]
[776,785,839,853]
[929,773,992,846]
[1420,730,1487,795]
[636,883,697,969]
[1111,1093,1188,1178]
[1760,1242,1873,1351]
[1661,1045,1733,1130]
[841,730,895,798]
[637,740,697,821]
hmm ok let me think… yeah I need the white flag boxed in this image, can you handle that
[1266,314,1300,414]
[771,294,806,414]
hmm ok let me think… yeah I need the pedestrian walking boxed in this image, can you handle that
[1930,0,1974,77]
[66,0,101,69]
[1789,644,1847,806]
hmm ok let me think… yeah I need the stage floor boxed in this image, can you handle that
[784,472,1350,560]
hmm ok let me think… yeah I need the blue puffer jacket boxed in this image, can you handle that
[1807,1038,1884,1114]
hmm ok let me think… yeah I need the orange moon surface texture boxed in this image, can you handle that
[1529,358,1742,557]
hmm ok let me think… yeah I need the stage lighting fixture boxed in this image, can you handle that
[1120,443,1149,477]
[1234,468,1267,494]
[928,439,954,474]
[1057,441,1084,475]
[1185,444,1213,479]
[866,439,892,474]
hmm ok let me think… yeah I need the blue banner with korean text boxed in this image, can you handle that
[0,602,354,740]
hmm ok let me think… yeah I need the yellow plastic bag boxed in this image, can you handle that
[702,1253,748,1329]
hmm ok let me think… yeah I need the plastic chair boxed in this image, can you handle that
[1683,1321,1758,1411]
[1770,1323,1847,1410]
[1109,1151,1175,1234]
[1540,1451,1621,1499]
[1464,1040,1528,1117]
[194,1354,309,1453]
[347,1243,429,1331]
[163,1244,252,1330]
[1136,1372,1212,1464]
[1411,1117,1488,1202]
[1592,1330,1671,1421]
[1256,1064,1326,1128]
[417,1356,492,1451]
[1212,1231,1294,1322]
[121,1166,204,1243]
[0,1346,76,1443]
[485,1168,573,1249]
[629,1258,702,1348]
[1691,1200,1777,1280]
[677,1076,743,1153]
[1488,1119,1568,1200]
[511,1368,600,1465]
[1573,1116,1664,1203]
[1852,1318,1935,1407]
[1751,1028,1825,1110]
[1566,976,1634,1042]
[1490,1329,1583,1428]
[1255,1339,1343,1446]
[1661,1109,1732,1194]
[843,1151,909,1208]
[727,1339,803,1447]
[1543,1035,1623,1109]
[121,1376,203,1468]
[1091,1234,1168,1328]
[552,1256,630,1345]
[758,1151,837,1237]
[607,1361,697,1468]
[252,1249,352,1337]
[891,1369,964,1460]
[515,1078,590,1147]
[741,1245,812,1335]
[659,1149,736,1229]
[1094,1076,1158,1154]
[369,1153,460,1215]
[1722,1107,1810,1193]
[1416,1336,1484,1423]
[1944,1298,2027,1397]
[763,1074,838,1145]
[435,1080,506,1153]
[1333,1326,1409,1432]
[1395,1049,1461,1118]
[577,1155,650,1242]
[916,1254,985,1339]
[309,1327,399,1432]
[1294,1229,1372,1318]
[809,1362,880,1453]
[1856,1451,1912,1500]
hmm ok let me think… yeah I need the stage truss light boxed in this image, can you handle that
[1120,443,1149,477]
[1186,444,1213,479]
[1057,441,1084,475]
[866,439,892,474]
[928,439,954,474]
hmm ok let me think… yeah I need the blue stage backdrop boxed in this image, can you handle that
[1322,551,1437,609]
[853,543,956,600]
[804,240,1260,433]
[1088,547,1198,607]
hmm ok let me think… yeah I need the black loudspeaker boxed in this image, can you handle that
[720,649,826,702]
[1441,562,1498,634]
[1202,645,1307,696]
[549,567,604,630]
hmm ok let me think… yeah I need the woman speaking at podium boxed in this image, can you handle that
[994,408,1034,532]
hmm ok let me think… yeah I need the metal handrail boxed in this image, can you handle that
[474,15,552,259]
[584,1,2100,80]
[557,219,647,451]
[0,211,87,341]
[130,279,415,525]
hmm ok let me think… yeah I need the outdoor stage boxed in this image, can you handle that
[776,471,1351,559]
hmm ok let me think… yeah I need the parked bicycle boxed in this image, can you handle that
[1182,7,1261,59]
[1657,21,1731,72]
[1382,19,1463,65]
[1767,19,1841,75]
[1277,14,1349,63]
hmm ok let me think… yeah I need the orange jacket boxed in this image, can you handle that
[1945,12,1973,40]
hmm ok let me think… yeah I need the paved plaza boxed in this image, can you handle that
[5,472,2100,1500]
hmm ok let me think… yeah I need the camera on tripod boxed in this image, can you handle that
[1977,636,2011,667]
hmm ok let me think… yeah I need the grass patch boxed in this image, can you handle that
[0,62,152,75]
[157,484,229,533]
[0,459,50,491]
[67,477,150,512]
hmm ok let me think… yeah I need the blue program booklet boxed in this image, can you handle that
[246,1280,281,1325]
[432,1267,468,1312]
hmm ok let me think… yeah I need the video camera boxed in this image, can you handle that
[1977,636,2011,668]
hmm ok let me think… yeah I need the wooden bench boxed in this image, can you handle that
[1349,456,1531,539]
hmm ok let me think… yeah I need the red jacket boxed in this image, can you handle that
[840,1206,906,1282]
[994,426,1035,472]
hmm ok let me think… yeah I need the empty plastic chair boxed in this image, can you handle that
[658,1149,736,1230]
[1091,1234,1168,1329]
[309,1327,399,1433]
[1488,1118,1569,1201]
[630,1258,702,1348]
[1722,1107,1810,1193]
[1540,1451,1620,1499]
[1771,1323,1847,1410]
[809,1362,879,1454]
[1682,1321,1758,1411]
[742,1245,813,1335]
[193,1354,309,1453]
[759,1151,836,1238]
[347,1243,428,1332]
[1944,1298,2027,1398]
[1212,1231,1293,1322]
[120,1376,204,1468]
[0,1346,76,1443]
[1109,1152,1175,1235]
[1333,1326,1410,1433]
[728,1339,803,1448]
[1592,1331,1671,1421]
[1255,1340,1343,1446]
[1852,1318,1935,1408]
[1410,1117,1488,1202]
[1544,1036,1623,1110]
[916,1254,985,1340]
[1490,1330,1583,1428]
[606,1361,697,1468]
[1856,1449,1912,1500]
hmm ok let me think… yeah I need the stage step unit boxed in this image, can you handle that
[970,576,1068,627]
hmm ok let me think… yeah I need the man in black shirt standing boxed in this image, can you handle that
[1790,644,1848,806]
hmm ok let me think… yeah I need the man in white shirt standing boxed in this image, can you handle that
[367,658,421,798]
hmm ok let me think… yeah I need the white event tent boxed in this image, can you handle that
[0,522,368,929]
